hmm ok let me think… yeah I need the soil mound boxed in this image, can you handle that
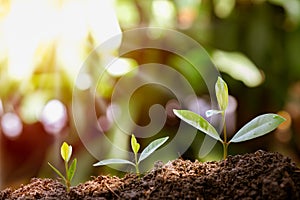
[1,150,299,199]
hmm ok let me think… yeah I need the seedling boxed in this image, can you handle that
[93,134,169,174]
[174,77,286,159]
[48,142,77,192]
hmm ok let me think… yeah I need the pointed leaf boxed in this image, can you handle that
[67,158,77,181]
[206,110,223,118]
[230,114,286,143]
[138,136,169,163]
[93,159,135,167]
[215,77,228,111]
[48,162,66,182]
[173,109,222,142]
[61,142,72,162]
[131,134,140,154]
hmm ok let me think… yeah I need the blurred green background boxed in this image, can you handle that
[0,0,300,189]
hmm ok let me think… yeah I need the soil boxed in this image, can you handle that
[1,150,300,200]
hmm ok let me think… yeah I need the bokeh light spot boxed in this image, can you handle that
[19,92,49,124]
[212,50,264,87]
[0,99,3,117]
[76,73,92,91]
[214,0,235,18]
[275,130,292,143]
[98,115,112,132]
[39,99,67,135]
[1,112,23,139]
[107,58,137,77]
[277,110,292,131]
[165,99,180,119]
[106,103,122,123]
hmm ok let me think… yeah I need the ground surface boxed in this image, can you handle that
[1,150,300,199]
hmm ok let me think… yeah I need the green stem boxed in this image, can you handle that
[134,153,140,175]
[223,115,227,144]
[223,142,228,159]
[222,113,228,159]
[64,161,70,192]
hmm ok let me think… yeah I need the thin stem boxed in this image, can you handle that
[64,161,70,192]
[222,112,228,160]
[223,114,227,144]
[134,153,140,175]
[223,142,228,159]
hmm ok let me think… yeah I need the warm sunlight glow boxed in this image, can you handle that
[2,0,57,80]
[0,0,121,81]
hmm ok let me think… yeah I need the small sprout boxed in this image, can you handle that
[174,77,286,159]
[131,134,141,174]
[48,142,77,192]
[93,134,169,175]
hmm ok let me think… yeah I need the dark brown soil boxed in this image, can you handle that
[1,150,300,199]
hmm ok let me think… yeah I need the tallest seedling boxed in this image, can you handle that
[174,77,286,159]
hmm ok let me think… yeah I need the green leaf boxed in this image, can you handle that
[93,159,135,167]
[61,142,72,162]
[48,162,66,182]
[173,109,222,142]
[205,109,223,118]
[215,77,228,111]
[67,158,77,182]
[229,114,286,143]
[131,134,140,154]
[138,136,169,163]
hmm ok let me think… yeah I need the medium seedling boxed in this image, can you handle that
[48,142,77,192]
[174,77,286,159]
[93,134,169,174]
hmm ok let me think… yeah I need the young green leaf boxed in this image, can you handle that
[93,158,135,167]
[48,162,66,182]
[229,114,286,143]
[215,77,228,111]
[61,142,72,162]
[67,158,77,181]
[173,109,222,142]
[138,136,169,163]
[131,134,140,154]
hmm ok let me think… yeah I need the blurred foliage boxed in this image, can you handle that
[0,0,300,189]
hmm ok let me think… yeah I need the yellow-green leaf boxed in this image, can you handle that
[131,134,140,154]
[61,142,72,162]
[216,77,228,111]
